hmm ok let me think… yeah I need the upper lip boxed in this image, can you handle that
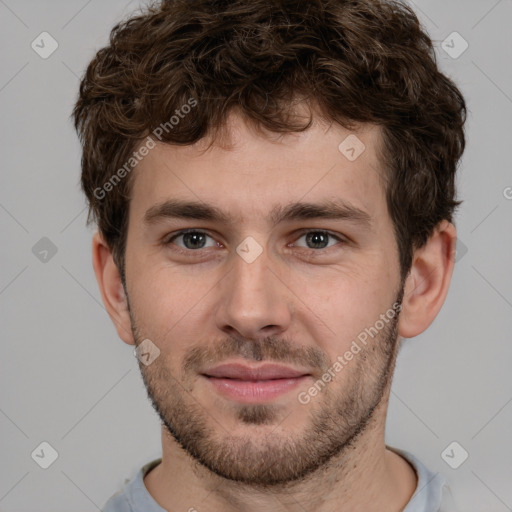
[202,363,310,380]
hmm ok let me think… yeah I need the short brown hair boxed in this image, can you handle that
[73,0,466,282]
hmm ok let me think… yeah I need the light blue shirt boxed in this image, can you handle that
[102,447,458,511]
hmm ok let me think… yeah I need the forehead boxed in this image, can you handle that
[128,113,387,228]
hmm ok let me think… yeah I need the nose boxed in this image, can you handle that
[215,244,292,341]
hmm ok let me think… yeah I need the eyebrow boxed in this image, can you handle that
[143,198,372,229]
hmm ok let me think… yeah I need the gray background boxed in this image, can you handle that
[1,0,511,510]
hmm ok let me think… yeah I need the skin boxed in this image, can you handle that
[93,110,456,512]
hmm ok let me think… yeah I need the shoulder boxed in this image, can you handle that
[102,487,132,512]
[388,446,459,512]
[102,459,163,512]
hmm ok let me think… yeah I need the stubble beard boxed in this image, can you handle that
[131,290,403,487]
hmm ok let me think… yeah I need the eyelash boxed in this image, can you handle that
[162,228,346,256]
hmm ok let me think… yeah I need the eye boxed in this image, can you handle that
[291,230,345,250]
[162,229,346,255]
[164,229,219,251]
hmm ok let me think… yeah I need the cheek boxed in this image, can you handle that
[303,263,398,354]
[128,264,207,340]
[131,262,206,308]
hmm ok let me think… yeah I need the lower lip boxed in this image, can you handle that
[203,375,310,403]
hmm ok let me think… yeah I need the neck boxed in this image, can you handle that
[144,396,417,512]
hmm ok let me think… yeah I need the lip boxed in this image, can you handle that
[201,363,311,403]
[202,362,309,380]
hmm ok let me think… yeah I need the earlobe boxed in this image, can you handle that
[92,232,135,345]
[398,220,457,339]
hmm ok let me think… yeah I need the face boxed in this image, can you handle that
[123,112,405,486]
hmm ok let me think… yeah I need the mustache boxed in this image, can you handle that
[182,334,331,375]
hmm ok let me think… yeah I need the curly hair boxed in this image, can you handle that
[73,0,466,282]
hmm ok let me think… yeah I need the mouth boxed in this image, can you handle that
[201,363,311,403]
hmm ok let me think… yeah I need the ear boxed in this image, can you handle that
[398,220,457,338]
[92,232,135,345]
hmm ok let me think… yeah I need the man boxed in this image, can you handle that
[73,0,466,510]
